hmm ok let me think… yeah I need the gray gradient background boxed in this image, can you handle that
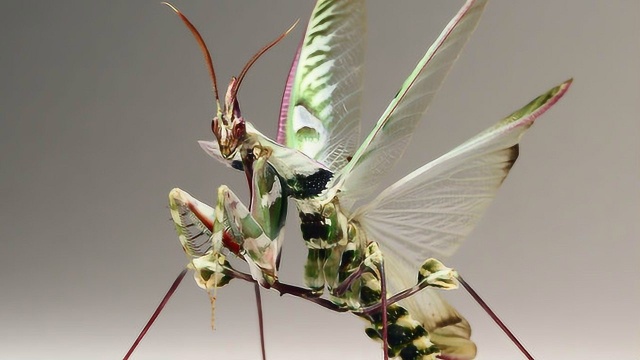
[1,1,638,359]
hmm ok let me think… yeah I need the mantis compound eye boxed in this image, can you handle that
[233,121,246,140]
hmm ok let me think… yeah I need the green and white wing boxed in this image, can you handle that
[353,79,570,359]
[335,0,488,209]
[354,79,572,284]
[278,0,365,172]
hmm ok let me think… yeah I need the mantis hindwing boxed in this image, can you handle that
[125,1,571,359]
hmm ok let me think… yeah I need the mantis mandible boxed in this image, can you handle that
[125,1,571,359]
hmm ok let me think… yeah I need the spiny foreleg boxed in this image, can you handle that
[211,184,279,287]
[168,182,281,360]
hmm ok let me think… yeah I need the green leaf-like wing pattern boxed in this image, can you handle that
[279,0,365,172]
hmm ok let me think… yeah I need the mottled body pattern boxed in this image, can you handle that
[165,1,571,359]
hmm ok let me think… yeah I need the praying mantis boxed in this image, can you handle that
[125,1,571,359]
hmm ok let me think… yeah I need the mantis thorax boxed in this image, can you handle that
[298,196,351,249]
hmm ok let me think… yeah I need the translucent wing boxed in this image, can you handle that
[336,0,488,209]
[279,0,365,172]
[354,79,572,285]
[355,80,570,358]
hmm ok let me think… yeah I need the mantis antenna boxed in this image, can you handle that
[231,19,300,101]
[162,2,221,112]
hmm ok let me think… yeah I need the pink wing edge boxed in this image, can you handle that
[276,37,303,145]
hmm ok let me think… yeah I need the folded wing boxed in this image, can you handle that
[279,0,366,172]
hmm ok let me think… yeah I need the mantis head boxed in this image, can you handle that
[165,3,298,159]
[212,77,246,159]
